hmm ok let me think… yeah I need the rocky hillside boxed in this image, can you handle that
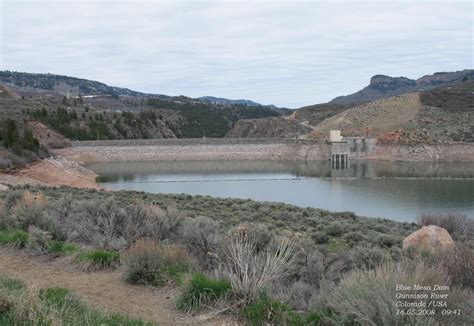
[226,103,348,138]
[0,71,284,140]
[227,77,473,143]
[0,71,145,98]
[311,80,474,143]
[330,69,473,105]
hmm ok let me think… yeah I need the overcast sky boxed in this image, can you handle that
[1,0,472,108]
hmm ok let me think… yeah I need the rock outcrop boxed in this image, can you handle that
[330,69,473,105]
[402,225,454,252]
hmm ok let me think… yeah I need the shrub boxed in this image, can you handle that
[430,244,474,289]
[311,231,329,244]
[26,225,52,252]
[299,249,353,291]
[122,239,190,286]
[324,222,344,237]
[77,249,120,271]
[46,240,79,255]
[178,216,223,269]
[11,191,48,230]
[0,230,28,248]
[419,213,473,240]
[325,259,473,325]
[377,234,402,248]
[124,204,183,245]
[349,245,385,269]
[68,199,127,250]
[2,190,22,212]
[219,231,296,302]
[272,280,316,312]
[242,293,320,326]
[343,231,365,247]
[176,272,231,314]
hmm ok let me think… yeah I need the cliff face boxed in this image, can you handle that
[330,69,473,105]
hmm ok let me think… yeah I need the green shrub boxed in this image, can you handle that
[77,249,120,271]
[242,293,321,326]
[311,231,329,244]
[176,272,231,314]
[0,230,28,248]
[47,240,79,255]
[122,239,190,286]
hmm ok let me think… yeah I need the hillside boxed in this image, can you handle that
[0,71,283,140]
[310,80,474,143]
[0,71,146,98]
[330,69,473,105]
[226,103,348,138]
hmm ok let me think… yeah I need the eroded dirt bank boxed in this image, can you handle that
[0,156,100,189]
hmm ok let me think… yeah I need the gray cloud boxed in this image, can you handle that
[1,0,472,107]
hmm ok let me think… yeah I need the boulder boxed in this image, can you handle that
[402,225,454,252]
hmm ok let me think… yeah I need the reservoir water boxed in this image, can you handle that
[88,160,474,222]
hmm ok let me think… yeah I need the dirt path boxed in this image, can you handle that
[0,249,239,325]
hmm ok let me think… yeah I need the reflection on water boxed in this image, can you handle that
[88,160,474,222]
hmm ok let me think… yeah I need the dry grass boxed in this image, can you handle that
[310,93,421,138]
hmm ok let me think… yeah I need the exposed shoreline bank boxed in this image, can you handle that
[1,139,473,189]
[0,156,100,189]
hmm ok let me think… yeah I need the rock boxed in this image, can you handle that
[402,225,454,252]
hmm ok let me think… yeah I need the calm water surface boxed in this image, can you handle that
[88,160,474,222]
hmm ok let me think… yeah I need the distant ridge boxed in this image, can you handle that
[330,69,474,105]
[0,71,280,109]
[199,96,279,109]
